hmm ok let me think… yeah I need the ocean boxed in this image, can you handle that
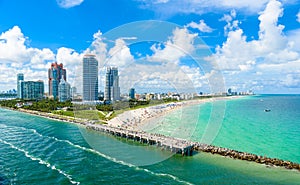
[0,95,299,184]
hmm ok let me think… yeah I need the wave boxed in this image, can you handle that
[143,168,194,185]
[48,135,194,184]
[0,124,193,185]
[0,138,80,185]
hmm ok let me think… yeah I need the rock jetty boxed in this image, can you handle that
[4,107,300,172]
[192,143,300,171]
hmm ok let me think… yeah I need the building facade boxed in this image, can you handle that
[105,67,120,102]
[129,88,135,99]
[48,62,66,99]
[70,87,77,100]
[58,76,71,102]
[83,54,98,101]
[20,81,44,100]
[17,73,24,99]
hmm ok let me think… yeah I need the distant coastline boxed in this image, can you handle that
[1,95,299,172]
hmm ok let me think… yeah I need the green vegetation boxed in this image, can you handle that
[0,98,73,113]
[0,97,183,122]
[23,99,72,112]
[52,110,74,117]
[0,99,20,109]
[95,104,113,111]
[74,110,101,120]
[96,98,179,111]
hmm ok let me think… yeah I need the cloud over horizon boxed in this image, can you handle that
[210,0,300,92]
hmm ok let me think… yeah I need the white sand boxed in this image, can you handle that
[108,96,243,131]
[108,98,217,131]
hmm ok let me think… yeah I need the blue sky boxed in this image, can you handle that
[0,0,300,94]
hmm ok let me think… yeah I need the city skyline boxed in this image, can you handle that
[0,1,299,94]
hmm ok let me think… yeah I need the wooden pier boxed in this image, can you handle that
[86,123,194,156]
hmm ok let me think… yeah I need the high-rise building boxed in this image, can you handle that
[20,80,44,100]
[129,88,135,99]
[58,75,71,102]
[17,73,24,99]
[105,67,120,102]
[83,54,98,101]
[70,87,77,100]
[48,62,66,99]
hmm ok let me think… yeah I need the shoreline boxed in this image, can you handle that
[1,96,299,172]
[108,96,240,130]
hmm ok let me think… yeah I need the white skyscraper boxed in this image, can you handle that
[17,73,24,99]
[58,75,71,102]
[105,67,120,102]
[83,54,98,101]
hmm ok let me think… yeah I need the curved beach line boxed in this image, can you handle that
[1,95,299,172]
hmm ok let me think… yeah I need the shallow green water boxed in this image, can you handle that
[151,95,300,164]
[0,95,299,184]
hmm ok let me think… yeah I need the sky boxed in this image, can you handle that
[0,0,300,94]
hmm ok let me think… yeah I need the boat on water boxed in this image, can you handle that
[264,109,271,112]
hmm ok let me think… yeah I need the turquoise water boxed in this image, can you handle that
[152,95,300,164]
[0,95,300,184]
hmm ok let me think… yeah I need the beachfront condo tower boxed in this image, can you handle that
[48,62,66,100]
[105,67,120,102]
[83,54,98,101]
[20,80,44,100]
[17,73,24,99]
[58,75,71,102]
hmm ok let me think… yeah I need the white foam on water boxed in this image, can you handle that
[0,124,193,185]
[0,138,80,185]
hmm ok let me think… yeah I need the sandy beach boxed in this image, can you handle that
[107,96,241,131]
[1,96,242,133]
[2,96,300,171]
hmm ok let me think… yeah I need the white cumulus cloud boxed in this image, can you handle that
[208,0,300,92]
[186,20,213,33]
[0,26,56,91]
[213,0,292,71]
[85,30,107,67]
[107,38,134,67]
[137,0,271,17]
[297,10,300,23]
[148,27,198,63]
[56,0,84,8]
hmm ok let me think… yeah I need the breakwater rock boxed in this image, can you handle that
[5,107,299,172]
[193,143,300,171]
